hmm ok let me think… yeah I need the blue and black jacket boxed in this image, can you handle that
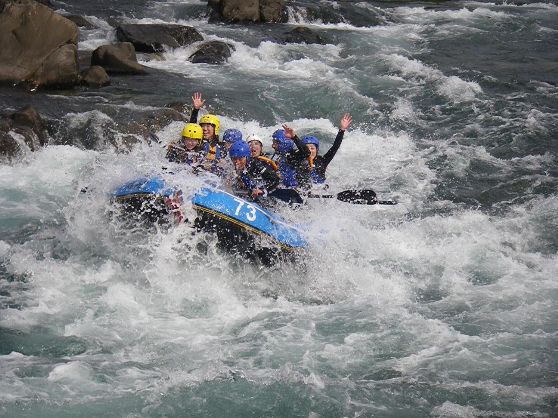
[290,130,346,189]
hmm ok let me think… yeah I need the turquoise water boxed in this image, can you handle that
[1,1,557,416]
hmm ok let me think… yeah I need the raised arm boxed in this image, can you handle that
[339,113,352,131]
[322,113,352,165]
[192,92,205,110]
[189,92,205,123]
[282,123,309,156]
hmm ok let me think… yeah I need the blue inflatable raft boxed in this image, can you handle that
[112,176,176,199]
[111,176,183,223]
[111,177,307,252]
[191,187,307,251]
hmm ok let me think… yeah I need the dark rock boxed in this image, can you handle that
[283,27,326,44]
[91,43,146,74]
[336,3,386,27]
[165,102,189,114]
[64,14,97,29]
[80,65,110,87]
[285,2,386,27]
[189,41,234,64]
[117,108,186,151]
[221,0,259,22]
[211,0,286,23]
[0,106,47,159]
[115,24,203,53]
[0,0,79,89]
[207,0,222,23]
[78,50,93,70]
[0,132,20,158]
[260,0,286,23]
[46,104,186,152]
[289,3,344,25]
[10,106,46,145]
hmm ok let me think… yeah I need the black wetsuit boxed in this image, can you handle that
[234,157,280,198]
[290,130,346,189]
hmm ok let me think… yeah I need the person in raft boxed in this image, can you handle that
[227,140,280,200]
[246,134,280,172]
[247,134,265,158]
[217,128,244,175]
[166,123,206,167]
[222,128,243,153]
[189,92,226,161]
[282,113,353,189]
[270,128,306,189]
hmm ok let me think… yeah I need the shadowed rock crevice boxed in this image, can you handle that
[0,106,48,159]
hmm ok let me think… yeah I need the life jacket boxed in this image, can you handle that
[167,143,204,166]
[275,157,297,188]
[255,155,278,171]
[203,140,223,161]
[239,170,256,191]
[307,156,325,184]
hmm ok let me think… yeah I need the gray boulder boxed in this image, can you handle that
[34,44,80,88]
[0,0,80,89]
[80,65,110,87]
[189,41,234,65]
[91,43,146,74]
[116,24,203,53]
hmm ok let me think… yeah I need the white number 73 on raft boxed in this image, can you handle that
[233,197,257,222]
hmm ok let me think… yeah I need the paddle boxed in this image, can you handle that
[149,132,163,144]
[308,189,397,205]
[268,188,304,204]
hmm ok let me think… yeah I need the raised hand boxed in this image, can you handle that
[281,124,296,139]
[192,92,205,110]
[340,113,352,131]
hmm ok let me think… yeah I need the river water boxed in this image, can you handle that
[1,0,557,416]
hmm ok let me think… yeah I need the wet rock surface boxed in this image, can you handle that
[116,24,204,53]
[189,41,235,64]
[91,43,146,74]
[0,106,47,159]
[0,0,79,89]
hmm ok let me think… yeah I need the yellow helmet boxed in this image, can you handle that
[198,114,220,136]
[181,123,203,140]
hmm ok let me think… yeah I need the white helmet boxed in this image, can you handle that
[246,134,263,146]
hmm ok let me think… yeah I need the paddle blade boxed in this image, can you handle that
[149,132,162,144]
[336,189,378,205]
[269,188,304,204]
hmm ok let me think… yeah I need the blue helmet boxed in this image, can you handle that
[276,138,294,154]
[228,140,251,159]
[272,129,287,141]
[303,136,320,150]
[223,128,242,143]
